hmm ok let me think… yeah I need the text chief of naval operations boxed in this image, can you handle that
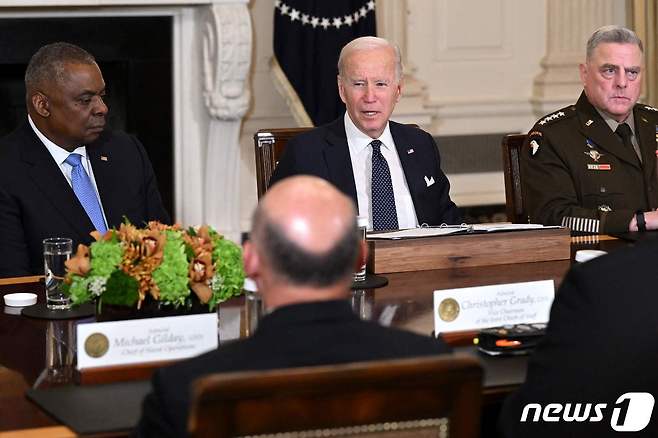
[269,36,461,230]
[0,42,170,277]
[522,25,658,234]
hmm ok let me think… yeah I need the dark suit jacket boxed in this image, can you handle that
[135,300,452,438]
[499,241,658,437]
[269,118,461,226]
[0,121,170,277]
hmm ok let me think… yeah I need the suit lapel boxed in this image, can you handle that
[20,124,94,239]
[390,121,425,217]
[576,93,640,168]
[634,107,658,182]
[323,119,358,203]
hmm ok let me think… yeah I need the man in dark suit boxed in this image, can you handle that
[499,242,658,437]
[135,175,451,437]
[0,42,169,277]
[270,36,460,230]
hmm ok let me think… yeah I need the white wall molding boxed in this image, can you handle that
[531,0,626,117]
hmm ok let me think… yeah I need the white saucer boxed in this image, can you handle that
[4,292,38,307]
[575,249,607,263]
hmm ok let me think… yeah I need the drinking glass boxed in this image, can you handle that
[354,216,368,282]
[43,237,73,310]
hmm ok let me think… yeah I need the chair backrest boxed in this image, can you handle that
[501,134,529,223]
[188,355,482,438]
[254,128,312,199]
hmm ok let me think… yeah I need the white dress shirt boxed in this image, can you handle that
[28,115,108,229]
[344,112,418,230]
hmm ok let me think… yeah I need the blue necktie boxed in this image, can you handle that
[371,140,399,231]
[65,153,107,233]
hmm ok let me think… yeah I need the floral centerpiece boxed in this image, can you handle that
[62,221,245,313]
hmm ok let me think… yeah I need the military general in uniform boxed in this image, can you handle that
[522,25,658,234]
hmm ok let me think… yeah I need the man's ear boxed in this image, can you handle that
[337,75,347,104]
[31,92,50,118]
[579,63,588,87]
[242,241,260,279]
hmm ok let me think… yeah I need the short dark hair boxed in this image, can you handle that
[253,208,360,287]
[25,42,96,93]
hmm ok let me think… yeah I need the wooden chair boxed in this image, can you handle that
[501,134,529,223]
[188,355,483,438]
[254,128,312,199]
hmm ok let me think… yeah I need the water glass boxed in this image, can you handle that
[353,216,368,282]
[243,278,263,336]
[43,237,73,310]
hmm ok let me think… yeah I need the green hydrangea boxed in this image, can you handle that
[209,236,245,310]
[102,270,139,307]
[89,239,123,277]
[67,276,92,305]
[152,230,190,306]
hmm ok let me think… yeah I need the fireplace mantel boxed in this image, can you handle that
[0,0,252,241]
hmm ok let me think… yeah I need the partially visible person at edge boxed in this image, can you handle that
[522,25,658,234]
[0,42,170,277]
[134,175,451,437]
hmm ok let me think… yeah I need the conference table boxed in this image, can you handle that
[0,234,628,436]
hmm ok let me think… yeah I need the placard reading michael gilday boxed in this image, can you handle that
[77,313,218,369]
[433,280,554,334]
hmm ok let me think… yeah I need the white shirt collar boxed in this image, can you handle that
[28,114,87,164]
[344,112,395,152]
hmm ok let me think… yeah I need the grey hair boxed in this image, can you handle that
[337,36,403,82]
[586,25,643,60]
[25,42,96,94]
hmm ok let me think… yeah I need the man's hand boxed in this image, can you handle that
[629,211,658,231]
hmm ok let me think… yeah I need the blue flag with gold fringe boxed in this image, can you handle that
[272,0,377,126]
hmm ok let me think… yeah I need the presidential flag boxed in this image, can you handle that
[272,0,377,126]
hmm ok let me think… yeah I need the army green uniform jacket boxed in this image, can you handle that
[522,92,658,233]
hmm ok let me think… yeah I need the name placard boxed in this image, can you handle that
[433,280,554,334]
[77,313,218,369]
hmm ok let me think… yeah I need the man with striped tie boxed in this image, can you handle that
[270,36,460,231]
[0,42,169,277]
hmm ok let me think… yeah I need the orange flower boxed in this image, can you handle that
[189,252,214,304]
[65,244,91,277]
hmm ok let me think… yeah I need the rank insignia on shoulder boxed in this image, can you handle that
[538,110,566,126]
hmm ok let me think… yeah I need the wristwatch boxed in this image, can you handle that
[636,210,647,232]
